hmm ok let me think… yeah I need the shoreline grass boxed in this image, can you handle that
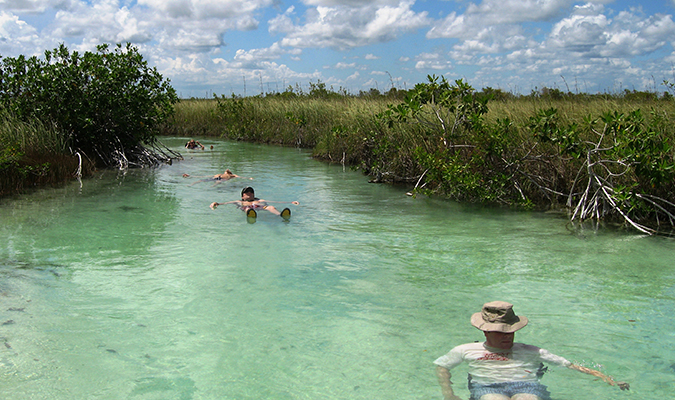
[160,90,675,233]
[0,111,95,197]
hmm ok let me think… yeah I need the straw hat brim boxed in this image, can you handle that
[471,312,528,333]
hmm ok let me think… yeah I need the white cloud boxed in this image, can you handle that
[0,0,49,13]
[547,5,675,58]
[427,0,573,40]
[302,0,404,6]
[137,0,274,19]
[0,10,43,54]
[270,1,429,50]
[464,0,573,24]
[346,70,359,80]
[36,0,272,54]
[0,0,672,96]
[48,1,155,46]
[335,61,356,68]
[232,42,302,68]
[414,52,453,70]
[159,29,223,51]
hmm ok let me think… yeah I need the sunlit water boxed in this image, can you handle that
[1,138,673,399]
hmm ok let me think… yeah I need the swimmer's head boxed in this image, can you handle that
[241,187,255,196]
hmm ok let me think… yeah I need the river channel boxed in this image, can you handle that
[1,137,672,399]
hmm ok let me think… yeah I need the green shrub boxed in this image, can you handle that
[0,43,178,168]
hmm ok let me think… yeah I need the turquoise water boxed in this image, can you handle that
[1,138,673,399]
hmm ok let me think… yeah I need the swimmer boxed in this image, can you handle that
[184,169,253,186]
[185,139,205,150]
[210,187,299,219]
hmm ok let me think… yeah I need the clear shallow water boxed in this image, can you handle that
[0,137,673,399]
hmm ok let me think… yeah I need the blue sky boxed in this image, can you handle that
[1,0,674,98]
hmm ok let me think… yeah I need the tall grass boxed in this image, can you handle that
[487,96,675,130]
[0,111,93,196]
[0,111,64,155]
[164,96,395,164]
[161,98,225,137]
[165,94,675,185]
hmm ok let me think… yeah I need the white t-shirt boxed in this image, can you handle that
[434,342,571,385]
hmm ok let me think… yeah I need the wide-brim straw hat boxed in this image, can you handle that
[471,301,528,333]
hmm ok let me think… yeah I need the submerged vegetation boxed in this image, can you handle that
[166,77,675,235]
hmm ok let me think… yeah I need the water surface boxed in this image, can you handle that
[1,138,673,399]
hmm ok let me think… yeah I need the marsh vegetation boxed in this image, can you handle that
[0,43,178,196]
[2,43,674,234]
[164,77,675,234]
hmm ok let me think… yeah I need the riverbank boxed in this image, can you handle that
[160,87,675,234]
[4,85,675,233]
[0,153,95,197]
[165,93,675,180]
[0,113,96,197]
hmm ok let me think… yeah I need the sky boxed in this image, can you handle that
[1,0,674,98]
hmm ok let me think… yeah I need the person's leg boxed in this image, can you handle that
[511,394,542,400]
[479,395,510,400]
[264,205,281,215]
[477,392,542,400]
[472,383,510,400]
[507,381,549,400]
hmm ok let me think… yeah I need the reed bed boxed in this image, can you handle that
[487,96,675,130]
[165,95,675,182]
[0,112,94,196]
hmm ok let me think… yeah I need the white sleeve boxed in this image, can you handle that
[434,345,464,370]
[539,348,572,367]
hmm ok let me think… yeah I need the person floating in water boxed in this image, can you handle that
[183,169,253,186]
[434,301,629,400]
[210,186,299,220]
[185,139,205,150]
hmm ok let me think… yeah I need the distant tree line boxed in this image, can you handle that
[210,77,674,104]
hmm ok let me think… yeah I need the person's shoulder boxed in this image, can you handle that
[452,342,484,351]
[512,343,543,352]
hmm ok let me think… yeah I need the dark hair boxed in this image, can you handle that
[241,187,255,196]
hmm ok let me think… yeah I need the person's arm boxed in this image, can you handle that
[232,174,254,180]
[435,366,464,400]
[568,364,629,390]
[210,201,239,209]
